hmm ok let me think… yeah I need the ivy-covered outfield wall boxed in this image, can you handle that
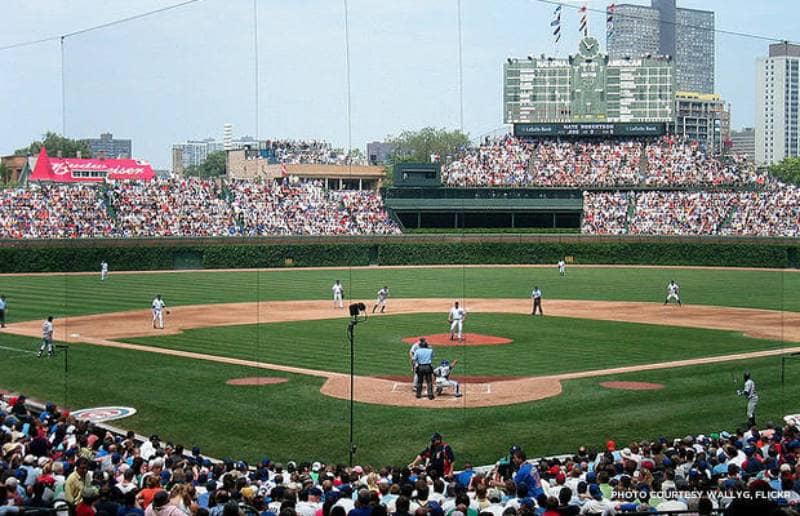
[0,236,796,272]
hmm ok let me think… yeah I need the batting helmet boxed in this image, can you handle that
[441,360,450,367]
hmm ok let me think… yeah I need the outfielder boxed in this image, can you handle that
[100,260,109,281]
[664,280,681,306]
[737,371,759,428]
[152,294,168,329]
[37,316,54,358]
[558,259,566,277]
[373,286,389,313]
[448,301,466,341]
[434,359,462,398]
[332,280,344,309]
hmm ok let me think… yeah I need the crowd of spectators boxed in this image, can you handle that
[3,392,800,516]
[580,193,630,236]
[0,177,398,239]
[111,178,236,238]
[261,141,367,167]
[442,135,762,189]
[643,136,764,188]
[228,178,399,236]
[582,187,800,237]
[627,191,734,236]
[0,184,113,239]
[720,185,800,238]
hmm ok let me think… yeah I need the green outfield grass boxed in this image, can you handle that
[0,265,797,466]
[125,313,791,377]
[0,265,796,323]
[0,332,797,466]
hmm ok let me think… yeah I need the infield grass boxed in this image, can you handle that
[0,332,797,466]
[0,266,796,324]
[125,313,793,377]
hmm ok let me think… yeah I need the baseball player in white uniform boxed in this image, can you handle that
[152,294,168,329]
[373,286,389,313]
[448,302,466,341]
[434,359,462,397]
[37,316,54,357]
[100,260,109,281]
[558,259,566,277]
[332,280,344,309]
[664,280,681,306]
[737,371,759,428]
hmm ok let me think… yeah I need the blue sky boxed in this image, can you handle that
[0,0,796,168]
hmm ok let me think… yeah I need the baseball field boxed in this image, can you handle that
[0,264,798,466]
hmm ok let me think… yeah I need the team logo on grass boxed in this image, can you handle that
[71,406,137,423]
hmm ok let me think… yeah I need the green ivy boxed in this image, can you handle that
[0,239,792,273]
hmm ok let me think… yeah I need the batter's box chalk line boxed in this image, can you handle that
[390,382,492,395]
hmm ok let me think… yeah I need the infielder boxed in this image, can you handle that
[37,316,54,358]
[531,286,543,316]
[434,359,462,398]
[737,371,759,428]
[448,301,466,341]
[558,259,566,277]
[152,294,168,329]
[100,260,109,281]
[373,286,389,313]
[664,280,681,306]
[332,280,344,309]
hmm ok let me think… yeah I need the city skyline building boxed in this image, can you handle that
[608,1,714,93]
[756,42,800,165]
[80,132,132,159]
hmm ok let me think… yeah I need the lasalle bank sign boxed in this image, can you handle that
[30,147,155,182]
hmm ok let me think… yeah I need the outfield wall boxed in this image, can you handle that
[0,235,798,272]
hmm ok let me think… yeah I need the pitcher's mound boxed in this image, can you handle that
[600,381,664,391]
[227,377,288,386]
[401,333,512,346]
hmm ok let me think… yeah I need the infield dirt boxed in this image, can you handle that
[3,298,798,408]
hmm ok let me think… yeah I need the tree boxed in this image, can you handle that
[15,132,91,158]
[386,127,470,164]
[769,157,800,186]
[0,162,10,185]
[185,151,227,178]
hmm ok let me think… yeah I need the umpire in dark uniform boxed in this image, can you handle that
[413,339,435,400]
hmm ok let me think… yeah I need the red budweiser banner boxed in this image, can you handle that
[30,147,155,182]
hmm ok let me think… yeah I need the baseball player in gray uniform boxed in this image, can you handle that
[37,316,54,357]
[737,371,759,428]
[664,280,681,306]
[152,294,168,329]
[101,260,109,281]
[373,286,389,313]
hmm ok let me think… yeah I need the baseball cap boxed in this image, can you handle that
[431,432,442,442]
[606,440,616,451]
[312,461,321,472]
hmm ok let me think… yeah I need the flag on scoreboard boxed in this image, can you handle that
[579,3,588,36]
[607,3,616,39]
[551,5,561,43]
